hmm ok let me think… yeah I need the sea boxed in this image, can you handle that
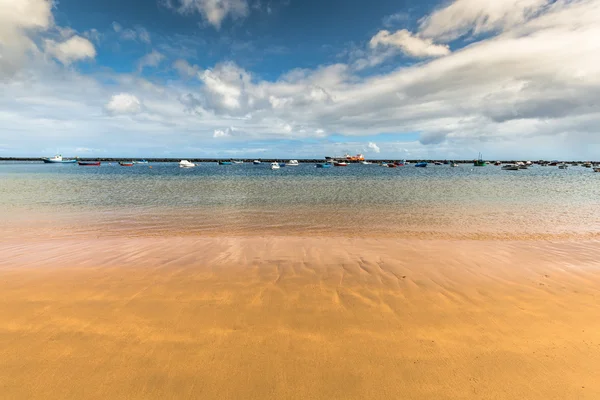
[1,161,599,239]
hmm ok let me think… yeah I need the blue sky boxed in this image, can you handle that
[1,0,600,159]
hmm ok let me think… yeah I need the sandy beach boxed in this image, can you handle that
[1,236,599,399]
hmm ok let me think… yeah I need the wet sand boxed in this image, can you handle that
[1,236,600,399]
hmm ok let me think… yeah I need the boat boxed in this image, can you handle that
[179,160,195,168]
[119,161,134,166]
[218,161,232,165]
[474,153,486,166]
[253,160,261,165]
[450,162,458,167]
[501,164,520,170]
[380,163,388,167]
[558,163,568,169]
[133,160,148,164]
[494,161,502,166]
[516,161,528,170]
[78,161,101,166]
[360,161,371,165]
[232,160,244,164]
[415,162,427,167]
[316,163,331,168]
[286,160,299,166]
[42,155,77,164]
[334,161,348,166]
[279,163,286,167]
[270,162,280,170]
[387,163,397,168]
[395,160,406,166]
[594,167,600,172]
[583,162,592,168]
[434,162,443,166]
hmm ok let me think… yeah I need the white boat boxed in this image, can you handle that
[450,162,458,167]
[286,160,299,166]
[232,160,244,164]
[360,161,371,165]
[558,164,568,169]
[253,160,261,165]
[41,154,77,164]
[270,162,280,170]
[594,167,600,172]
[502,164,520,170]
[516,161,528,170]
[179,160,196,168]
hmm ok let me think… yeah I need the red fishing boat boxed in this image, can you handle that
[78,161,101,166]
[333,161,348,166]
[119,161,134,166]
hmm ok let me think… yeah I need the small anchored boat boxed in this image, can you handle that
[42,155,77,164]
[232,160,244,164]
[253,160,262,165]
[316,163,331,168]
[179,160,196,168]
[78,161,101,166]
[286,160,299,166]
[218,161,232,165]
[501,164,520,170]
[415,162,428,167]
[133,160,148,164]
[119,161,134,166]
[333,161,348,167]
[271,162,280,170]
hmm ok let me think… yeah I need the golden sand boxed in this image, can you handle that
[1,236,599,399]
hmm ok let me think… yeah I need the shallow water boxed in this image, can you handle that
[1,161,599,238]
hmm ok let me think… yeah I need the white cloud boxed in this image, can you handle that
[419,0,550,41]
[213,126,237,138]
[105,93,142,115]
[45,35,96,65]
[173,59,199,78]
[0,0,53,78]
[112,22,151,43]
[167,0,250,29]
[382,12,410,28]
[367,142,380,153]
[369,29,451,58]
[112,21,122,32]
[137,50,165,71]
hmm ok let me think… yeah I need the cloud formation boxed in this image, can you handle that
[105,93,142,115]
[369,29,451,58]
[45,36,96,65]
[2,0,600,160]
[166,0,250,29]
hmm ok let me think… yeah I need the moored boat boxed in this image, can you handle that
[594,167,600,172]
[473,153,486,166]
[42,155,77,164]
[270,162,280,170]
[395,160,406,166]
[450,162,458,167]
[232,160,244,164]
[119,161,134,166]
[502,164,520,170]
[387,163,397,168]
[253,160,261,165]
[78,161,101,166]
[316,163,331,168]
[558,163,568,169]
[333,161,348,166]
[179,160,196,168]
[415,162,427,167]
[286,160,299,166]
[218,161,232,165]
[133,160,148,164]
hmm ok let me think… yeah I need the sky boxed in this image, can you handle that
[0,0,599,159]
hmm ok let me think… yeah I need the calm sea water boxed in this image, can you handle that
[1,161,599,238]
